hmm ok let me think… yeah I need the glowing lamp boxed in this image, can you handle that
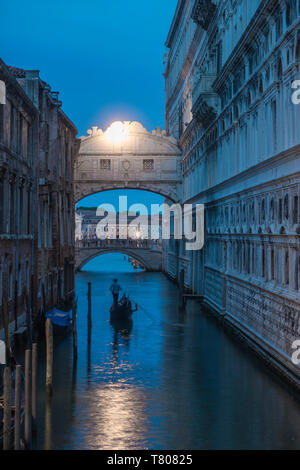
[105,121,129,144]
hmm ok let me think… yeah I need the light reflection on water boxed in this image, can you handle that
[74,384,150,450]
[32,254,300,450]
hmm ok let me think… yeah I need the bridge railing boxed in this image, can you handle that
[75,238,162,252]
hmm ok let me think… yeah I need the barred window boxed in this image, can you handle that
[100,159,111,170]
[143,159,154,171]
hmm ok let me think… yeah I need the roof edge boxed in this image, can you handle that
[165,0,186,49]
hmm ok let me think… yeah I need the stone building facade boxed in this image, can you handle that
[0,59,77,340]
[164,0,300,384]
[9,66,78,314]
[0,59,39,336]
[75,122,182,204]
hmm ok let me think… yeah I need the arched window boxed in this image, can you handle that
[275,13,283,41]
[262,245,266,278]
[296,38,300,63]
[242,203,246,223]
[249,56,253,75]
[271,248,275,281]
[277,58,283,80]
[236,206,240,224]
[234,104,239,121]
[270,198,275,221]
[286,0,297,26]
[284,194,289,219]
[260,200,264,221]
[247,90,252,107]
[293,195,299,224]
[285,250,289,285]
[251,201,255,223]
[286,2,292,26]
[221,119,225,133]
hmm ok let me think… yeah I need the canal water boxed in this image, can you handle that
[32,253,300,450]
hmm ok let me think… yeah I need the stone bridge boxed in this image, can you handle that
[75,239,163,272]
[74,121,182,203]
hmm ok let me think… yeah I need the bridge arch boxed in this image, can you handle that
[75,240,163,272]
[75,185,178,205]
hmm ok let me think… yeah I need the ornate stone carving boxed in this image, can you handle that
[192,73,218,127]
[192,95,217,127]
[122,160,131,171]
[191,0,216,30]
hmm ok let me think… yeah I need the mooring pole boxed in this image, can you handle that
[32,343,38,434]
[179,269,185,310]
[3,366,12,450]
[2,296,12,367]
[25,287,32,349]
[44,393,52,450]
[72,299,78,361]
[24,349,32,449]
[45,319,53,397]
[14,365,22,450]
[14,280,18,332]
[88,282,92,339]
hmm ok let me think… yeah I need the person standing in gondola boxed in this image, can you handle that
[110,279,122,305]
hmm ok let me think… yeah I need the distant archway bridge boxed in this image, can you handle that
[75,239,163,272]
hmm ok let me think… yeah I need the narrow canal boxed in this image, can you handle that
[32,253,300,450]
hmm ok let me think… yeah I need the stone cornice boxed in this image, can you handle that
[58,108,78,136]
[182,144,300,205]
[0,58,38,117]
[165,0,187,49]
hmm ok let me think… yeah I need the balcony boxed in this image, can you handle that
[191,0,216,30]
[192,74,218,127]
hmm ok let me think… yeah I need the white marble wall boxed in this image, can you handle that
[164,0,300,383]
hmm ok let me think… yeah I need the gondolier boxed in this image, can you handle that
[110,279,122,305]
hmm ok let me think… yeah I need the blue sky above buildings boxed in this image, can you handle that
[1,0,177,135]
[1,0,177,209]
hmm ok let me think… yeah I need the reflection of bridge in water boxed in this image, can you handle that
[75,239,163,272]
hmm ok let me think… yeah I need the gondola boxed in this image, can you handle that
[110,300,138,323]
[45,307,72,336]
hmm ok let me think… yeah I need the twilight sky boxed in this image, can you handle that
[1,0,177,209]
[1,0,177,135]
